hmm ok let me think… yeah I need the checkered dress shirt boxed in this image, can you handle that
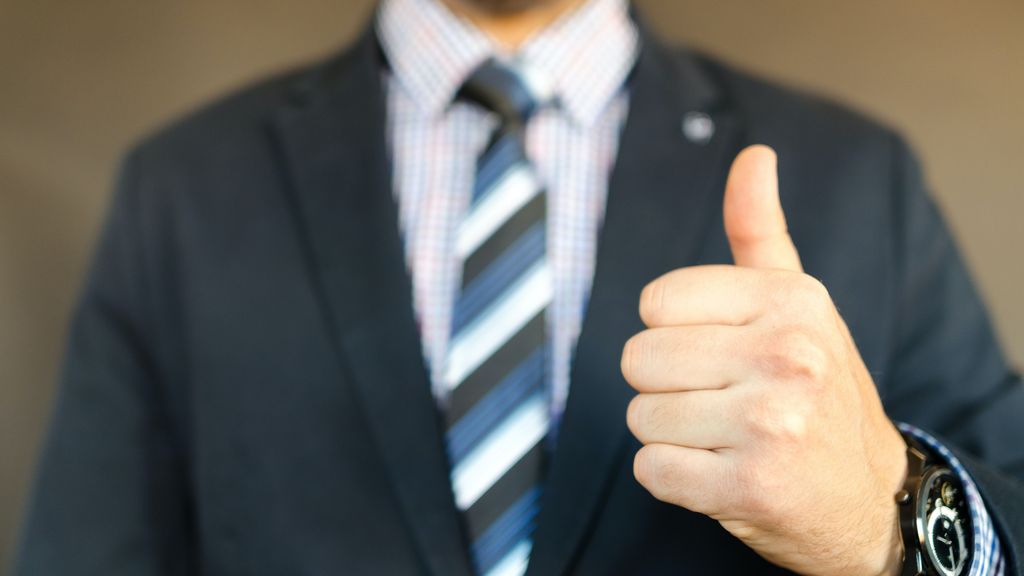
[379,0,636,418]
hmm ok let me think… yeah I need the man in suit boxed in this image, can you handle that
[15,0,1024,574]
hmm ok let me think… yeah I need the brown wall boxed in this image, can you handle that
[1,0,1021,566]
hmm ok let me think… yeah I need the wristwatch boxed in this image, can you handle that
[896,433,972,576]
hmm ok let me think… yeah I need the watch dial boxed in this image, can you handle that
[927,505,966,575]
[920,469,970,576]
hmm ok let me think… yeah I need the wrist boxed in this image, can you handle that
[861,493,904,576]
[870,424,910,576]
[881,513,905,576]
[845,483,905,576]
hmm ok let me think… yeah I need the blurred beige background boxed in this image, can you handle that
[1,0,1021,566]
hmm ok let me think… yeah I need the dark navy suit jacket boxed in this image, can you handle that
[16,18,1024,576]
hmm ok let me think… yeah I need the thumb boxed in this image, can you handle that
[723,144,803,272]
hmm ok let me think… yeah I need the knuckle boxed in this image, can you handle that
[618,332,643,381]
[633,445,658,486]
[746,394,809,446]
[630,394,676,442]
[733,465,768,512]
[639,278,666,326]
[733,462,778,518]
[763,329,829,383]
[649,399,677,438]
[653,458,683,493]
[794,274,832,314]
[740,486,773,518]
[626,395,645,438]
[621,333,648,385]
[770,408,810,446]
[634,446,684,502]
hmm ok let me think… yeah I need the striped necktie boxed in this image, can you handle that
[443,59,551,576]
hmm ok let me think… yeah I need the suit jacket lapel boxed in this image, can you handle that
[526,24,741,576]
[270,30,473,576]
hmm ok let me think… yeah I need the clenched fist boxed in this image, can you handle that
[622,145,909,575]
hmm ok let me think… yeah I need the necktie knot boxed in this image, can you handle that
[459,58,543,126]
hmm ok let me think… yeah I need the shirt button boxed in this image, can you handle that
[682,111,715,144]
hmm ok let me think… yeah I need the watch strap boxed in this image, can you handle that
[897,434,931,576]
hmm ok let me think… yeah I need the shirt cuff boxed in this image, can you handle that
[897,423,1006,575]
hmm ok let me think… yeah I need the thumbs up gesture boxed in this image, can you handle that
[623,146,909,575]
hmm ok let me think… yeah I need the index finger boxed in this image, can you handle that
[640,264,784,328]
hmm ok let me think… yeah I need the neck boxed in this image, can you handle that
[440,0,586,49]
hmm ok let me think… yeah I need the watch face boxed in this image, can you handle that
[918,467,970,576]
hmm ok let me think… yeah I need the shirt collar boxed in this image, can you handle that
[377,0,639,127]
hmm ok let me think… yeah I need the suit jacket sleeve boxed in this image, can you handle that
[14,149,194,575]
[883,134,1024,573]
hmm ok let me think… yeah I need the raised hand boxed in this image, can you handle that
[623,145,908,575]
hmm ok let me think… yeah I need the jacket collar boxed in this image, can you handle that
[270,14,741,575]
